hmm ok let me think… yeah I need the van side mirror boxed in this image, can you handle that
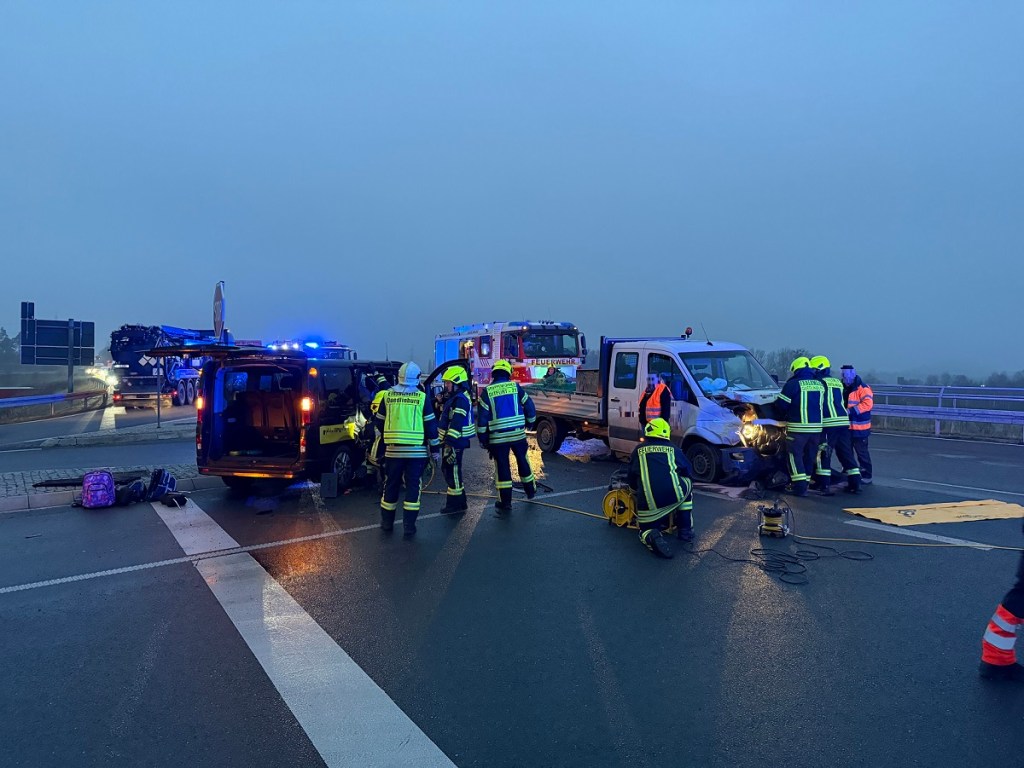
[771,374,780,384]
[580,334,587,360]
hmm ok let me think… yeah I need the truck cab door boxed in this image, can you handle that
[606,346,643,455]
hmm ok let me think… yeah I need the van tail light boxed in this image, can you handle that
[195,393,204,452]
[300,397,313,454]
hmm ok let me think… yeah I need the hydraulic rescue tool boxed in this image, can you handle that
[757,499,792,538]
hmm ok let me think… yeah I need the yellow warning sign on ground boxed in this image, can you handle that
[844,500,1024,527]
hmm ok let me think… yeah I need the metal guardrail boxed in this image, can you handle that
[872,385,1024,441]
[0,389,108,414]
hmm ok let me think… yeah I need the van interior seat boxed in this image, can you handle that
[243,392,266,429]
[264,392,293,436]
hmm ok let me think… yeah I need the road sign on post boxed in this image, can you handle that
[214,281,225,341]
[19,302,95,392]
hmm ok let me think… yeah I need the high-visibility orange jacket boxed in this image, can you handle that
[845,378,873,433]
[640,383,671,423]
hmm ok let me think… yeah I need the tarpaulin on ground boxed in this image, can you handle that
[844,500,1024,527]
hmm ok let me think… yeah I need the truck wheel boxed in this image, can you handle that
[685,442,721,484]
[173,382,186,406]
[535,417,567,453]
[186,381,196,405]
[330,445,357,490]
[222,476,254,495]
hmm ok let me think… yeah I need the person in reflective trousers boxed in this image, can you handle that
[366,373,390,478]
[374,362,439,537]
[438,365,473,515]
[809,355,861,495]
[772,356,824,497]
[626,418,694,558]
[980,525,1024,681]
[476,359,537,513]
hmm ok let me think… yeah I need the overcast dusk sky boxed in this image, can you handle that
[2,2,1020,375]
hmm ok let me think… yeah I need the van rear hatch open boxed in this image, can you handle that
[203,360,307,475]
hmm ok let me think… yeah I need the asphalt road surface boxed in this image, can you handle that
[2,434,1024,767]
[0,404,195,447]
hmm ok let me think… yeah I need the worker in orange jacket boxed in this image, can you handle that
[842,365,873,484]
[639,372,672,426]
[980,526,1024,681]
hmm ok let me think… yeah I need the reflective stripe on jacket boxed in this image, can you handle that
[640,383,671,423]
[821,376,851,428]
[773,370,824,433]
[846,380,873,432]
[439,389,474,450]
[476,376,536,445]
[375,389,439,458]
[625,437,693,524]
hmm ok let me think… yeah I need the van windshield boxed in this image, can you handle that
[679,351,778,395]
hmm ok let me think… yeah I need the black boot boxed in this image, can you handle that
[380,508,395,533]
[441,493,467,515]
[495,488,512,515]
[403,509,418,537]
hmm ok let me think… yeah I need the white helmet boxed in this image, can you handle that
[398,361,421,386]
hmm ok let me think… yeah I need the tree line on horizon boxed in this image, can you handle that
[749,346,1024,389]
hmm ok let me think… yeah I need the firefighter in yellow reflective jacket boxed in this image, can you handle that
[626,418,694,558]
[476,360,537,513]
[374,362,439,536]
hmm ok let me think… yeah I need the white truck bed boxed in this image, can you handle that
[528,389,603,422]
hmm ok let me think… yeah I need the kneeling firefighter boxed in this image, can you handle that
[438,365,474,514]
[374,362,439,536]
[626,418,695,558]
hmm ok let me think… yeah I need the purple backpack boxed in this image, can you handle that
[81,470,116,509]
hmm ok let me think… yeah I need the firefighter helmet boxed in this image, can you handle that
[790,356,811,372]
[645,418,671,440]
[398,361,421,386]
[492,360,513,375]
[809,355,830,371]
[442,366,468,385]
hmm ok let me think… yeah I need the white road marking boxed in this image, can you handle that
[535,484,607,500]
[0,448,43,453]
[899,478,1024,498]
[99,407,119,431]
[154,501,456,768]
[845,519,993,550]
[0,512,445,593]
